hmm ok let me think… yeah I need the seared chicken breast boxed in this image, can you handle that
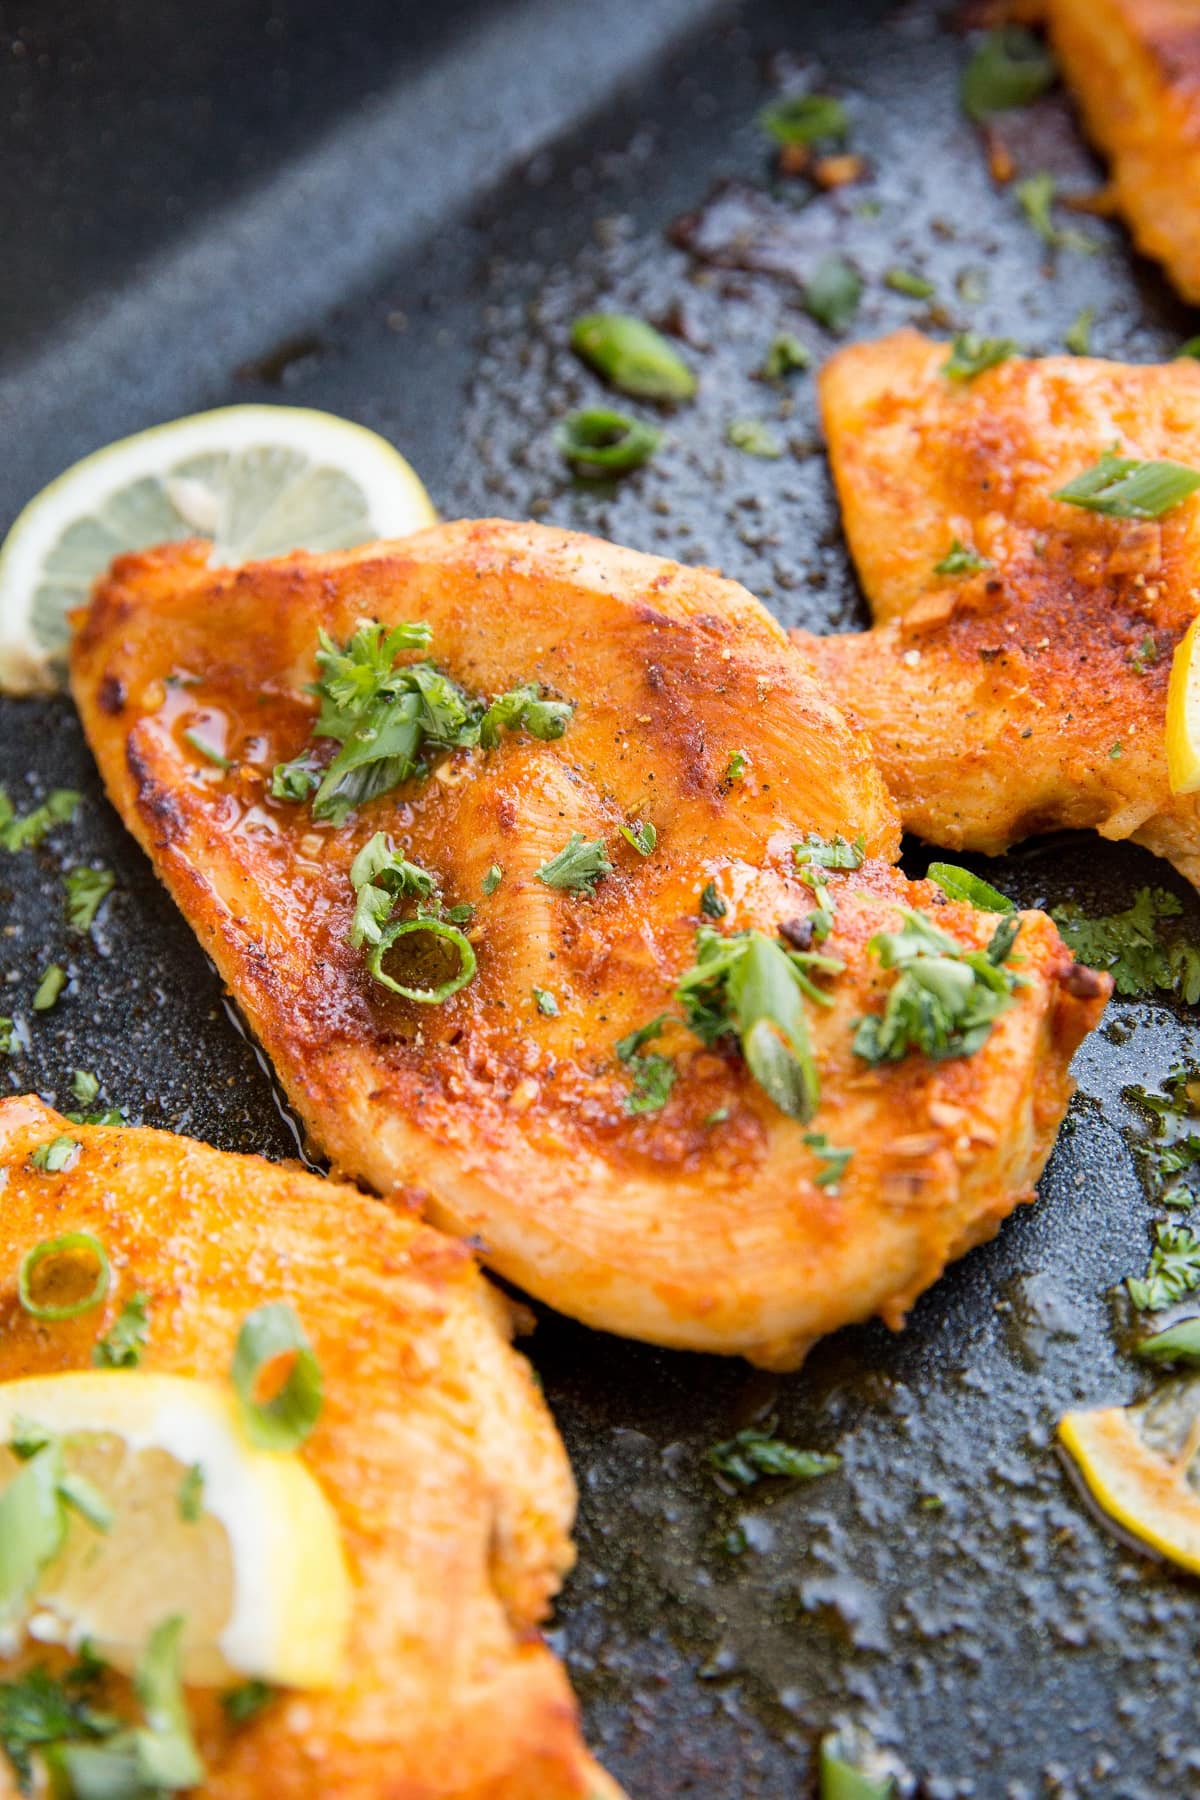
[72,520,1106,1367]
[1047,0,1200,302]
[0,1096,619,1800]
[800,330,1200,883]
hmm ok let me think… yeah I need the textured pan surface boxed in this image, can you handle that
[3,0,1200,1794]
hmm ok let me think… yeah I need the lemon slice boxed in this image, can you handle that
[0,1371,350,1687]
[0,405,437,694]
[1166,612,1200,794]
[1060,1376,1200,1572]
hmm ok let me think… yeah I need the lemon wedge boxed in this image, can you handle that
[1166,612,1200,794]
[0,1371,350,1688]
[1060,1376,1200,1573]
[0,404,437,695]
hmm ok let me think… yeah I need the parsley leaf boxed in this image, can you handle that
[92,1293,149,1370]
[1127,1220,1200,1312]
[676,926,843,1122]
[30,1136,81,1174]
[0,1660,115,1795]
[960,27,1056,122]
[699,881,727,919]
[0,788,80,854]
[793,833,865,872]
[481,865,503,896]
[347,833,438,950]
[273,620,573,825]
[803,1132,853,1187]
[64,867,115,934]
[1051,887,1200,1002]
[804,255,862,332]
[619,819,657,856]
[934,538,991,576]
[221,1682,276,1727]
[615,1015,677,1116]
[761,333,811,380]
[533,987,559,1017]
[853,911,1023,1066]
[535,833,612,896]
[708,1421,841,1488]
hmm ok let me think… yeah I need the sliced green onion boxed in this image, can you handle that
[231,1303,323,1452]
[93,1292,150,1369]
[1016,171,1097,255]
[927,862,1015,913]
[58,1471,113,1534]
[1133,1318,1200,1365]
[961,27,1056,122]
[30,1135,82,1174]
[758,92,848,147]
[65,866,115,934]
[532,987,559,1017]
[727,418,783,458]
[557,408,660,475]
[619,819,657,856]
[0,1446,66,1620]
[943,332,1016,381]
[1052,452,1200,519]
[884,268,935,299]
[71,1070,99,1106]
[366,917,477,1003]
[569,313,696,401]
[18,1234,110,1320]
[804,255,862,332]
[819,1731,896,1798]
[133,1615,205,1790]
[32,965,66,1012]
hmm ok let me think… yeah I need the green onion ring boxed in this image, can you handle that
[18,1234,110,1321]
[556,408,661,476]
[231,1302,323,1452]
[366,917,477,1003]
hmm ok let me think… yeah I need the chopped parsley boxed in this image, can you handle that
[942,333,1016,382]
[0,788,80,854]
[725,750,748,785]
[533,987,559,1017]
[708,1421,841,1488]
[676,926,843,1122]
[481,864,503,896]
[272,620,572,825]
[727,418,783,459]
[615,1015,676,1117]
[0,1019,18,1057]
[803,1131,853,1187]
[1052,451,1200,519]
[699,881,727,919]
[761,333,811,380]
[1064,305,1094,355]
[535,833,612,896]
[1127,1220,1200,1313]
[853,911,1023,1066]
[794,833,865,872]
[93,1293,150,1370]
[221,1681,276,1727]
[934,538,991,576]
[64,867,115,934]
[619,819,657,856]
[960,26,1057,121]
[0,1658,115,1795]
[804,255,862,333]
[569,313,696,403]
[347,833,437,950]
[32,965,66,1013]
[758,92,848,148]
[1051,886,1200,1002]
[1016,171,1097,255]
[70,1070,99,1107]
[346,834,476,1003]
[1129,635,1160,674]
[30,1136,81,1174]
[1123,1067,1200,1208]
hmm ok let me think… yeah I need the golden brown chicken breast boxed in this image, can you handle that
[1047,0,1200,302]
[799,329,1200,883]
[71,520,1106,1368]
[0,1096,619,1800]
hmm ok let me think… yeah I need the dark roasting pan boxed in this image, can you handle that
[3,2,1198,1793]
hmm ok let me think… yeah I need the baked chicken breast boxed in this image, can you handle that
[72,520,1106,1367]
[799,330,1200,884]
[1047,0,1200,303]
[0,1096,619,1800]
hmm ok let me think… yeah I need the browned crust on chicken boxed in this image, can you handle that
[1048,0,1200,302]
[801,330,1200,880]
[72,520,1106,1365]
[0,1097,619,1799]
